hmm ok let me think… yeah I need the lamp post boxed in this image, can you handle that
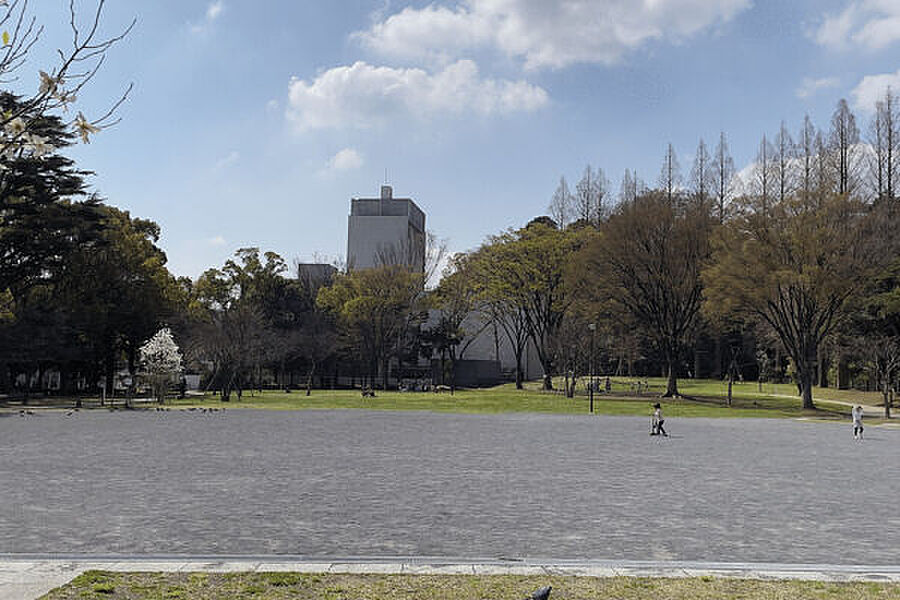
[588,322,596,413]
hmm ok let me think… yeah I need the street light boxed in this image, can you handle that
[588,322,596,413]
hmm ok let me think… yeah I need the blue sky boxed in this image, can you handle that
[21,0,900,278]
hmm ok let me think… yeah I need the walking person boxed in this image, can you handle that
[852,404,864,440]
[651,402,668,437]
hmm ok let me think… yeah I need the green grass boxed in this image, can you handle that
[40,571,900,599]
[6,376,883,420]
[154,378,858,420]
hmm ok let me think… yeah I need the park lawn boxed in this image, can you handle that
[535,375,884,406]
[41,571,900,600]
[163,383,851,420]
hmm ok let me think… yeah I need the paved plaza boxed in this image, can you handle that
[1,409,897,565]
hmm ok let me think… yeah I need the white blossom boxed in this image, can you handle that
[4,117,25,136]
[38,70,57,95]
[25,134,52,157]
[74,112,100,143]
[139,328,183,403]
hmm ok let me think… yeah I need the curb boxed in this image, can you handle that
[3,556,900,599]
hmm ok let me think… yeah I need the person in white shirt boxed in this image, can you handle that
[852,405,864,440]
[651,402,668,437]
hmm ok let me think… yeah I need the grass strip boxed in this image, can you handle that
[42,571,900,600]
[162,385,853,420]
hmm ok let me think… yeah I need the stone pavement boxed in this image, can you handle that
[4,556,900,600]
[2,409,899,597]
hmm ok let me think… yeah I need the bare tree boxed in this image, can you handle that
[690,138,715,207]
[774,121,796,202]
[658,143,682,204]
[711,132,736,223]
[869,87,899,201]
[371,229,445,286]
[424,230,448,287]
[752,134,775,210]
[574,165,610,226]
[828,98,863,196]
[548,176,574,228]
[814,130,832,200]
[797,115,818,197]
[619,169,637,204]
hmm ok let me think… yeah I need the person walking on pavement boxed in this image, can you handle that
[852,404,864,440]
[651,402,668,437]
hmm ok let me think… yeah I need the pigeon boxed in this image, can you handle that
[526,586,551,600]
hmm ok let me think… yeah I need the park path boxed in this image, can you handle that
[762,391,888,419]
[820,397,890,419]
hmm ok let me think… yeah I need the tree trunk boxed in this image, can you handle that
[885,386,894,419]
[727,374,733,406]
[449,350,457,395]
[799,358,816,410]
[514,348,524,390]
[774,347,782,382]
[306,361,316,396]
[883,380,891,419]
[664,355,679,397]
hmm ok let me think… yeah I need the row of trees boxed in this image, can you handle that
[550,93,899,230]
[2,0,898,412]
[421,93,900,412]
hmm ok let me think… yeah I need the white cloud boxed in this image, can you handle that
[207,235,226,247]
[815,1,900,50]
[214,150,240,170]
[191,1,225,34]
[354,0,751,69]
[326,148,365,172]
[852,68,900,112]
[286,60,548,131]
[353,5,493,67]
[796,76,840,99]
[206,1,224,21]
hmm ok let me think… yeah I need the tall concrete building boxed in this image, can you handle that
[347,185,426,272]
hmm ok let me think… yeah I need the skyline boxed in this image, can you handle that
[19,0,900,278]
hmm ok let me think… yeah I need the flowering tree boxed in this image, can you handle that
[139,328,183,405]
[0,0,133,160]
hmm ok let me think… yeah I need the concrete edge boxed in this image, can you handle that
[4,557,900,600]
[3,556,900,598]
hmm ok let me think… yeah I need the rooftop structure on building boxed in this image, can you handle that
[347,185,425,273]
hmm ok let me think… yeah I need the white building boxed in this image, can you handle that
[347,185,426,272]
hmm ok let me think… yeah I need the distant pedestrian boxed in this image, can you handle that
[651,402,668,437]
[852,405,864,440]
